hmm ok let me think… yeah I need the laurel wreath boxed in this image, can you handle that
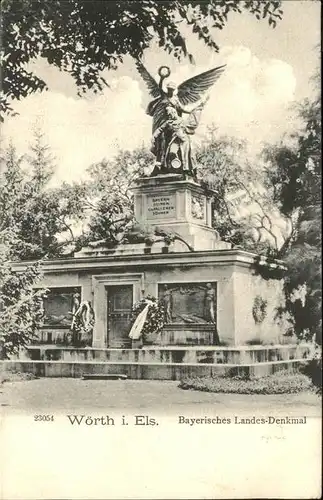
[130,295,165,343]
[252,295,268,324]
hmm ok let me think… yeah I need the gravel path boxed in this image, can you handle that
[0,377,321,416]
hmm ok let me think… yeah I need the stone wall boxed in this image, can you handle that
[233,268,292,345]
[19,249,289,348]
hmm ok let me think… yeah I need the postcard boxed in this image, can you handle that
[0,1,321,498]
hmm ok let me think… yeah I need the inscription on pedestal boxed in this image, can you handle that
[147,194,176,219]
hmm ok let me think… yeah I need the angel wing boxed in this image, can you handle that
[135,60,161,98]
[177,65,226,106]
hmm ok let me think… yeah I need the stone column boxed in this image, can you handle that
[92,282,107,348]
[217,275,236,345]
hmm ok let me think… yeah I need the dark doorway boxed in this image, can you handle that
[107,285,133,348]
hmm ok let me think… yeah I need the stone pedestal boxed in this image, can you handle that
[131,174,230,251]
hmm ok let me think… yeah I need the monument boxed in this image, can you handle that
[6,62,314,380]
[132,61,228,251]
[136,61,226,177]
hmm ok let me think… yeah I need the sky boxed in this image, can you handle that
[2,0,321,185]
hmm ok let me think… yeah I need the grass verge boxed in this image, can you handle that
[179,370,315,394]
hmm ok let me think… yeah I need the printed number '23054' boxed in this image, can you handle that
[34,415,54,421]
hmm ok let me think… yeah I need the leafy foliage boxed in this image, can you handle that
[299,344,322,392]
[0,233,45,359]
[0,132,85,357]
[0,133,85,260]
[263,74,321,343]
[0,370,37,384]
[82,147,152,247]
[263,98,321,218]
[196,129,287,252]
[1,0,283,119]
[121,221,194,252]
[123,222,157,246]
[179,370,315,394]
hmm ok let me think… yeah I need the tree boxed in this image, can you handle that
[77,146,153,247]
[0,132,87,357]
[0,142,26,257]
[0,230,45,359]
[1,0,283,119]
[263,74,321,344]
[263,90,321,247]
[196,129,289,253]
[0,132,86,260]
[0,143,43,358]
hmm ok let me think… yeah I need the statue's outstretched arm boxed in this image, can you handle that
[180,95,209,114]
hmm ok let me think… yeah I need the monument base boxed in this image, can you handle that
[3,343,314,381]
[13,247,289,349]
[131,174,231,251]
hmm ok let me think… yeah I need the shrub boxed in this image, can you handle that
[0,370,37,384]
[302,359,322,391]
[179,370,315,394]
[299,344,322,392]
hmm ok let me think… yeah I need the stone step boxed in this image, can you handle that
[24,344,314,365]
[82,373,128,380]
[0,359,310,381]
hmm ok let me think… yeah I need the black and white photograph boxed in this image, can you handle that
[0,1,321,498]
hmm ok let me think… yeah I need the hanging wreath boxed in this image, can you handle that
[130,295,165,343]
[70,301,95,347]
[252,295,268,324]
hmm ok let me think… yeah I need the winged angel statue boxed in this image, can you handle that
[136,61,225,177]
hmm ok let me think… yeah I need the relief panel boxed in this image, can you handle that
[158,282,217,325]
